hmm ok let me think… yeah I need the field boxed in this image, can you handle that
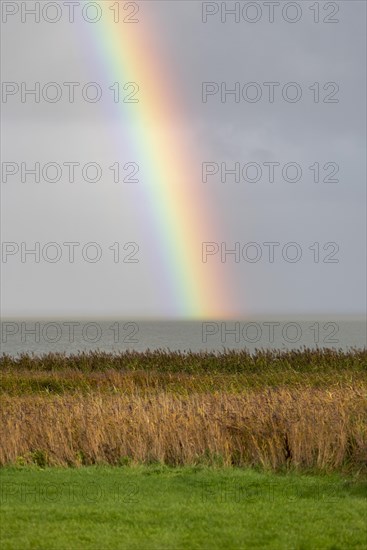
[1,348,366,548]
[1,466,366,549]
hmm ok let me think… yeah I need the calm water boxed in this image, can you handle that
[1,319,366,356]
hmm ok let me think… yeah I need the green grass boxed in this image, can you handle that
[1,466,366,549]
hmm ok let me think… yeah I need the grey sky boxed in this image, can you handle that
[1,1,366,319]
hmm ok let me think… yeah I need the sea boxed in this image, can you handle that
[0,319,366,356]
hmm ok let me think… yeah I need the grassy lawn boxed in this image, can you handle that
[1,466,366,549]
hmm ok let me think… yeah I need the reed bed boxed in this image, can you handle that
[1,388,366,471]
[2,348,366,374]
[2,367,366,396]
[1,350,366,471]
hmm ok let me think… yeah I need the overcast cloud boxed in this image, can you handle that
[1,1,366,319]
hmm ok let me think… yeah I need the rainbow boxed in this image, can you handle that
[92,2,233,318]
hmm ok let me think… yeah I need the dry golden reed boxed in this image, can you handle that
[1,388,366,471]
[1,350,366,471]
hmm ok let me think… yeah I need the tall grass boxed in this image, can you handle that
[2,348,366,374]
[1,350,366,472]
[1,389,366,470]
